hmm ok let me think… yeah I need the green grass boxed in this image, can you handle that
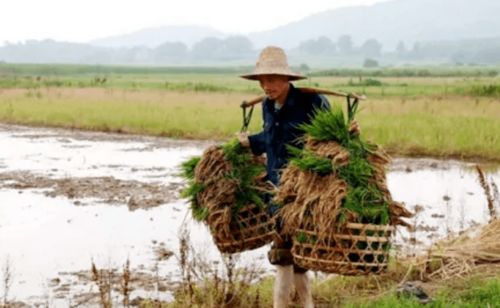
[0,65,499,161]
[312,66,500,78]
[155,272,500,307]
[0,89,262,139]
[2,62,499,77]
[357,98,500,161]
[341,276,500,308]
[2,63,500,98]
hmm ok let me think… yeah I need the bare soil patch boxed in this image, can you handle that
[0,171,182,210]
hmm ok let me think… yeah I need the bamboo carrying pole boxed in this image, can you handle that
[240,87,366,108]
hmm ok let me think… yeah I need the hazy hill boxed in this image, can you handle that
[87,0,500,51]
[249,0,500,49]
[90,25,225,48]
[0,40,108,64]
[2,0,500,66]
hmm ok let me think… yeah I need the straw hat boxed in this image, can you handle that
[240,46,306,81]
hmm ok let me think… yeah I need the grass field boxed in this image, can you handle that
[0,64,499,161]
[149,262,500,307]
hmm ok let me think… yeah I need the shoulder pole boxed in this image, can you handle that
[239,87,366,131]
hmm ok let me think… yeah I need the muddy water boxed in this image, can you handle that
[388,159,499,253]
[0,124,499,306]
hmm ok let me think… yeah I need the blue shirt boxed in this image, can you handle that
[248,84,330,185]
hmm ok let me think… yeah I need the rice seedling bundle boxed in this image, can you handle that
[181,139,276,253]
[276,105,413,275]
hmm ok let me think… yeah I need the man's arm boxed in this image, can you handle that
[237,130,266,155]
[238,101,267,155]
[248,132,266,155]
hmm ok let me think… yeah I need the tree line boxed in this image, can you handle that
[1,35,500,65]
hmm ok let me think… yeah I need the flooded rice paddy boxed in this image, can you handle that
[0,124,498,306]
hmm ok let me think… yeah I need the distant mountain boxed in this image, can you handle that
[3,0,500,66]
[248,0,500,50]
[88,0,500,52]
[0,40,107,64]
[90,25,225,48]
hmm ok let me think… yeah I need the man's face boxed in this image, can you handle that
[258,75,290,101]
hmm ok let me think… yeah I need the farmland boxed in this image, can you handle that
[1,63,499,161]
[1,63,500,306]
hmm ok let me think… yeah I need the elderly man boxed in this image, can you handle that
[238,46,330,308]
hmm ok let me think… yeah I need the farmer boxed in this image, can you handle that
[237,46,330,308]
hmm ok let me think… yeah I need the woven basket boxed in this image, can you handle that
[292,222,394,275]
[207,204,276,254]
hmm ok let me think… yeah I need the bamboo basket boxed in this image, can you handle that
[207,204,277,254]
[292,221,394,275]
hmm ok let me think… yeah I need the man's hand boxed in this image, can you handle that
[236,132,250,147]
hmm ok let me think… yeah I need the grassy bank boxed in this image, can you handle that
[0,87,499,161]
[142,219,500,308]
[157,272,500,307]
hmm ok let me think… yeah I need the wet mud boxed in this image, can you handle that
[0,171,182,210]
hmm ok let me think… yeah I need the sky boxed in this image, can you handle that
[0,0,389,44]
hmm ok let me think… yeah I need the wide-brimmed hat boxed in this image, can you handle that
[240,46,306,81]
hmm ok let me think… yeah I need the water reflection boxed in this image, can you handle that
[388,159,498,254]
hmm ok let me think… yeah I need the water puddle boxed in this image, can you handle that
[388,159,499,253]
[0,124,498,306]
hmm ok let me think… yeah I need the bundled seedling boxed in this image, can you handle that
[181,139,276,253]
[276,102,412,275]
